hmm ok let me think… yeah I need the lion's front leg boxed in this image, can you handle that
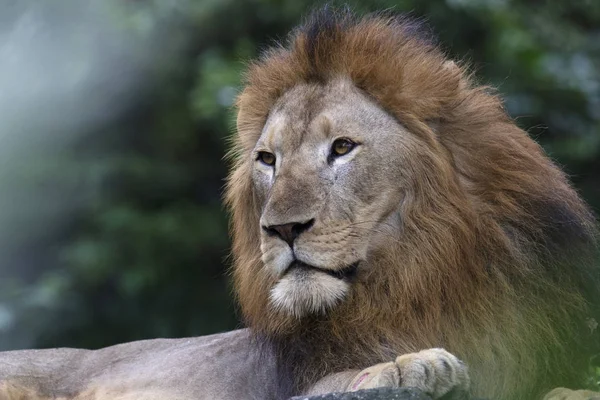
[347,348,470,399]
[543,388,600,400]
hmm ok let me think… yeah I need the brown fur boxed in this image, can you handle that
[226,8,599,399]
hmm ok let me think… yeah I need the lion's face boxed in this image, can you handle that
[252,78,420,318]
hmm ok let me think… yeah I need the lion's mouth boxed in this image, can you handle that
[285,260,359,280]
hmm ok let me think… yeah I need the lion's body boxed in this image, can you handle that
[0,329,278,400]
[0,7,598,400]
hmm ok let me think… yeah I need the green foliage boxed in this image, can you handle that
[0,0,598,387]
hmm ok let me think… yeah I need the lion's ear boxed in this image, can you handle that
[442,60,467,90]
[442,60,458,72]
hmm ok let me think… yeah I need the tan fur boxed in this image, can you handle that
[544,388,600,400]
[226,8,599,400]
[0,329,282,400]
[0,383,175,400]
[347,348,470,397]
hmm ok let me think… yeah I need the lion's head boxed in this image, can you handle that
[247,78,424,318]
[226,8,599,398]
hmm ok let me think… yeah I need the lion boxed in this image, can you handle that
[0,7,598,400]
[227,6,600,400]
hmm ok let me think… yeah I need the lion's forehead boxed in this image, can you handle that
[262,79,397,154]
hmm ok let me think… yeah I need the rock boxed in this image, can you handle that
[289,387,432,400]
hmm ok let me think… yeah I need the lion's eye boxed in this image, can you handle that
[257,151,276,166]
[331,138,356,157]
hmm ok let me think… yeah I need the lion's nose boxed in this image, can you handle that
[263,219,314,247]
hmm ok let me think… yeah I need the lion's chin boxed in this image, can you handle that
[269,266,350,318]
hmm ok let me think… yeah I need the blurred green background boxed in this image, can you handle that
[0,0,598,375]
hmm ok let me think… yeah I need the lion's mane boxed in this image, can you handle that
[226,7,599,399]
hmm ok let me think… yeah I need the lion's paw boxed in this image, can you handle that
[347,348,469,399]
[543,387,600,400]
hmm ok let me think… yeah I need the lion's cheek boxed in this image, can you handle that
[269,269,350,318]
